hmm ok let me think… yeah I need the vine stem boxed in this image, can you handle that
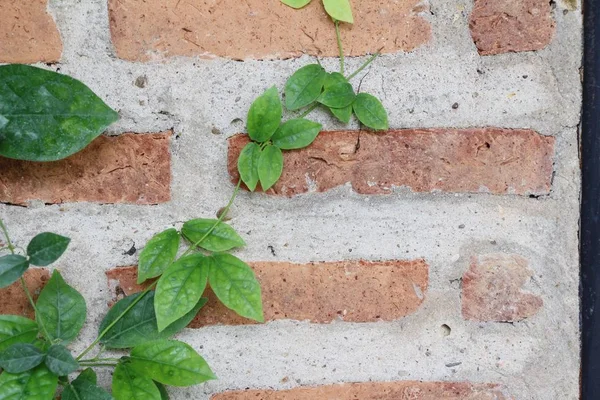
[346,50,381,81]
[335,21,344,75]
[0,218,15,254]
[78,362,118,368]
[298,103,319,119]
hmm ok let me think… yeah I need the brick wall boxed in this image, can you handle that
[0,0,582,399]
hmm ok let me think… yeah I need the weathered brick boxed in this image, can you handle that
[0,132,172,206]
[108,0,431,61]
[211,381,510,399]
[470,0,555,55]
[107,259,428,326]
[0,0,62,63]
[0,268,49,319]
[228,129,555,196]
[462,253,543,322]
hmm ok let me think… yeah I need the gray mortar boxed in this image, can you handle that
[0,0,582,398]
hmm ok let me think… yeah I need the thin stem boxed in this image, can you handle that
[78,362,118,368]
[20,277,52,342]
[335,21,344,75]
[346,52,381,81]
[79,357,121,363]
[76,281,157,360]
[0,218,15,254]
[298,103,319,119]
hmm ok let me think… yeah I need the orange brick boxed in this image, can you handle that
[0,268,49,318]
[0,132,172,206]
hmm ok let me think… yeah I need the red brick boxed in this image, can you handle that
[0,268,49,318]
[108,0,431,61]
[470,0,555,55]
[106,259,428,326]
[211,381,511,399]
[0,132,172,206]
[228,129,555,196]
[462,253,543,322]
[0,0,62,63]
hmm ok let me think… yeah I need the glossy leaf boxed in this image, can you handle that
[113,363,161,400]
[247,86,282,142]
[258,145,284,191]
[63,377,112,400]
[0,64,119,162]
[26,232,70,267]
[324,72,348,88]
[323,0,354,23]
[0,364,58,400]
[285,64,326,110]
[156,382,170,400]
[45,344,78,376]
[353,93,389,130]
[209,254,264,322]
[0,315,38,352]
[77,368,97,384]
[137,229,180,284]
[281,0,312,8]
[237,142,262,191]
[0,343,45,373]
[329,105,353,123]
[155,255,210,332]
[318,82,355,108]
[100,291,207,349]
[36,270,86,344]
[271,118,322,150]
[182,219,245,252]
[129,339,216,386]
[0,255,29,289]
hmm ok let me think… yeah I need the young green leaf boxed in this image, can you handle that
[237,142,262,191]
[137,228,180,284]
[36,270,86,344]
[129,339,216,386]
[77,368,97,384]
[45,344,78,376]
[271,118,322,150]
[247,86,282,142]
[100,292,207,349]
[209,254,264,322]
[155,381,170,400]
[155,255,210,332]
[62,373,112,400]
[0,315,38,352]
[324,72,348,88]
[281,0,312,8]
[113,363,162,400]
[0,64,119,162]
[285,64,327,110]
[0,343,45,373]
[182,219,246,252]
[329,105,353,123]
[322,0,354,23]
[353,93,389,130]
[318,81,355,108]
[26,232,70,267]
[0,254,29,289]
[0,365,58,400]
[258,145,284,191]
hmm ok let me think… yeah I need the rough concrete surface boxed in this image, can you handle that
[0,0,581,399]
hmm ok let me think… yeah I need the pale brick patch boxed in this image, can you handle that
[228,129,555,196]
[0,268,49,319]
[0,132,172,206]
[107,259,428,326]
[108,0,431,61]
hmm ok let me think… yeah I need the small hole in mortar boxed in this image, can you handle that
[441,324,451,336]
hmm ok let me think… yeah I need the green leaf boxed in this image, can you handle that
[209,254,264,322]
[129,339,216,386]
[0,255,29,289]
[324,72,348,88]
[271,118,322,150]
[77,368,97,384]
[45,344,78,376]
[113,363,161,400]
[0,64,119,162]
[329,105,353,123]
[181,219,245,253]
[281,0,312,8]
[155,381,170,400]
[155,255,210,332]
[323,0,354,23]
[100,292,207,349]
[36,270,86,345]
[63,378,113,400]
[237,142,262,191]
[137,229,180,284]
[0,365,58,400]
[285,64,327,110]
[318,81,355,108]
[26,232,70,267]
[353,93,389,130]
[0,343,45,373]
[257,145,284,191]
[0,315,38,352]
[247,86,282,142]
